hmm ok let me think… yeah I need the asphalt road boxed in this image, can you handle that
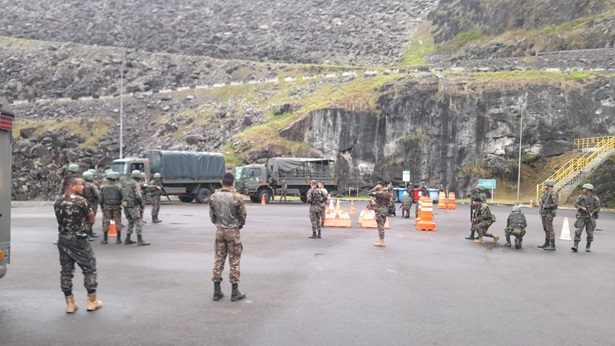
[1,201,614,346]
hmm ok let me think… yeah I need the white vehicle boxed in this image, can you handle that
[0,98,14,279]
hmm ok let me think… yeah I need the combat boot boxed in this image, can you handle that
[473,238,485,245]
[317,230,322,239]
[537,238,549,248]
[100,232,108,245]
[213,282,224,301]
[571,240,579,252]
[544,239,556,251]
[65,295,78,313]
[124,233,136,245]
[116,231,122,244]
[373,239,385,247]
[586,241,592,253]
[504,235,511,247]
[308,231,317,239]
[465,230,476,240]
[137,235,151,246]
[515,238,522,249]
[231,283,246,302]
[86,293,103,311]
[493,235,500,243]
[152,216,162,224]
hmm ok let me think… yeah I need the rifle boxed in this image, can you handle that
[160,185,172,202]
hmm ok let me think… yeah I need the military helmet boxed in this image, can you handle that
[512,205,522,213]
[106,171,118,180]
[154,173,161,178]
[140,172,146,178]
[131,170,142,179]
[582,183,594,190]
[475,184,483,190]
[82,171,94,181]
[544,179,555,187]
[67,163,80,174]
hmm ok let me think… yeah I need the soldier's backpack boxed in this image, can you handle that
[102,184,122,206]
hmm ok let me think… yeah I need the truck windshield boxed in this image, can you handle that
[110,162,126,174]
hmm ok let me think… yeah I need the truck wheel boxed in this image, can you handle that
[257,190,271,204]
[179,195,194,203]
[195,188,211,204]
[250,196,259,203]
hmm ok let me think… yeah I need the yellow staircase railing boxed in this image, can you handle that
[536,136,615,202]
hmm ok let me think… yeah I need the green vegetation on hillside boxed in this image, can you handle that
[402,21,436,66]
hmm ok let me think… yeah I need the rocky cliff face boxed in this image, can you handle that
[281,74,615,196]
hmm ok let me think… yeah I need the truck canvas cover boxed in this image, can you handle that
[147,150,225,180]
[268,157,335,179]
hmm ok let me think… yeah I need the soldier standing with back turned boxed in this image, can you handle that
[538,179,558,251]
[210,172,247,302]
[369,184,391,247]
[306,180,325,239]
[100,171,123,245]
[54,176,103,313]
[122,170,150,246]
[572,183,601,253]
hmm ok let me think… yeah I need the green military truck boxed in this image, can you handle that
[0,99,15,279]
[110,150,225,203]
[236,157,337,203]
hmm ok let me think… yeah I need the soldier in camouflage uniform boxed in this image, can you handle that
[138,172,148,225]
[572,183,601,253]
[504,205,527,249]
[100,171,123,245]
[59,163,81,195]
[538,179,559,251]
[123,170,150,246]
[148,173,163,223]
[54,176,103,313]
[471,196,499,244]
[369,184,391,247]
[307,180,325,239]
[401,189,413,219]
[210,173,247,302]
[466,185,488,240]
[82,171,100,240]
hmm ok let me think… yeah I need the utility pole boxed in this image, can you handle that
[119,47,125,159]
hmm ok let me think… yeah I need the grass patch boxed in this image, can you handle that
[402,21,436,66]
[13,118,112,149]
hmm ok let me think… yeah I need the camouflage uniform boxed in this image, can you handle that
[505,208,527,249]
[471,203,497,242]
[148,178,163,222]
[573,193,600,248]
[307,186,325,238]
[99,179,123,244]
[401,190,413,219]
[123,179,144,237]
[369,188,391,240]
[83,181,100,237]
[539,189,559,242]
[54,193,97,295]
[280,180,288,203]
[209,187,247,284]
[466,189,487,239]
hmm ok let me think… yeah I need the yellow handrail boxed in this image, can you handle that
[536,136,615,201]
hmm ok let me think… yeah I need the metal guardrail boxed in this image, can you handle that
[536,136,615,201]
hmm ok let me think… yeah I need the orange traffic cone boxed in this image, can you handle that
[261,193,267,205]
[108,220,117,237]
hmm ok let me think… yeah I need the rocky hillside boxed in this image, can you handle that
[428,0,615,59]
[1,0,437,65]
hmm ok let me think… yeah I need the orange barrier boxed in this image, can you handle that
[323,208,352,228]
[415,198,423,225]
[437,192,447,209]
[358,209,390,229]
[416,197,436,231]
[446,192,457,210]
[108,220,118,237]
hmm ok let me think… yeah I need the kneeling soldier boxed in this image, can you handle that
[471,196,499,244]
[505,205,527,249]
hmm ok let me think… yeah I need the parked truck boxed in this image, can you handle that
[236,157,337,203]
[110,150,225,203]
[0,99,15,279]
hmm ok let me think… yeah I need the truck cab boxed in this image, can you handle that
[110,158,150,181]
[236,164,270,203]
[0,99,15,279]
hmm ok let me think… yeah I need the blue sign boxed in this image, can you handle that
[479,179,497,189]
